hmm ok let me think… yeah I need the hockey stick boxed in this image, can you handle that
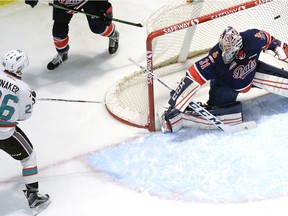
[47,2,143,28]
[128,58,256,132]
[37,98,105,104]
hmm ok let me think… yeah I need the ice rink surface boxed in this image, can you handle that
[1,1,288,216]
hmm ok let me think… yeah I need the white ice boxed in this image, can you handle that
[1,1,288,216]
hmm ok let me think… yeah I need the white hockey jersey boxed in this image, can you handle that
[0,71,33,140]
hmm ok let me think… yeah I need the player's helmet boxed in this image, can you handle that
[219,26,243,64]
[1,49,29,78]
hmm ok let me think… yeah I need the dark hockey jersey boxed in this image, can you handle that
[188,29,272,93]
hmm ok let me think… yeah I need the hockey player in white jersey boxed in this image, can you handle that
[0,49,50,215]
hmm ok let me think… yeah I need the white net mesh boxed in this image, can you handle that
[147,0,288,67]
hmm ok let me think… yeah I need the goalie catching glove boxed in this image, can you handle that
[274,43,288,62]
[265,38,288,63]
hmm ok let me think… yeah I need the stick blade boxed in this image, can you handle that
[220,121,257,133]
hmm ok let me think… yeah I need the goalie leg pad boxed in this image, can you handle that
[168,74,201,112]
[182,102,243,130]
[209,101,243,116]
[158,102,243,132]
[253,71,288,97]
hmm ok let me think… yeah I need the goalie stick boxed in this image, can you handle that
[128,58,256,133]
[46,2,143,28]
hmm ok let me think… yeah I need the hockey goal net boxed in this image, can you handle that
[105,0,288,131]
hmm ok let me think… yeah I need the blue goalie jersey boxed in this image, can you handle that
[188,29,272,93]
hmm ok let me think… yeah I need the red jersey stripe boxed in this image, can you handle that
[54,36,69,50]
[101,23,115,37]
[187,65,206,85]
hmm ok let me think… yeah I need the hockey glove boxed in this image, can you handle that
[99,7,113,25]
[25,0,38,8]
[274,43,288,62]
[267,37,288,62]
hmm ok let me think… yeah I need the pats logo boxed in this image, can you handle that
[233,59,257,79]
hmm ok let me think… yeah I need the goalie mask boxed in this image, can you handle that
[1,49,29,78]
[219,26,243,64]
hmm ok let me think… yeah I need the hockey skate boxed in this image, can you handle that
[108,30,119,54]
[47,46,69,70]
[24,190,51,215]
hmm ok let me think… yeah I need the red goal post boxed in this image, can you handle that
[105,0,288,132]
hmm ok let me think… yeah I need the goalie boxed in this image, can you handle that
[160,26,288,133]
